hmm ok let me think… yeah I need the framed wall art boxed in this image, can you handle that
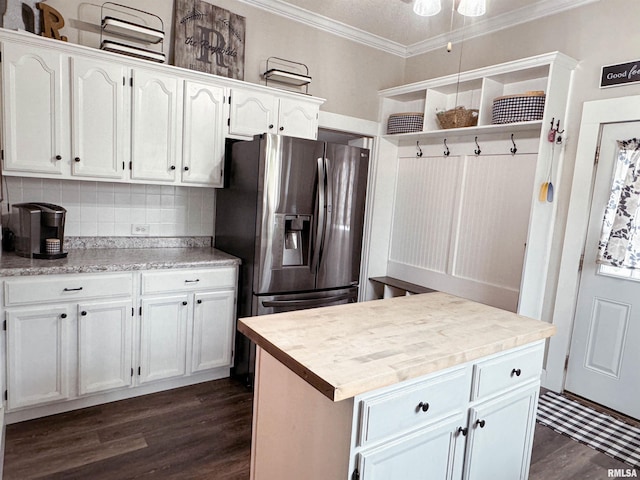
[173,0,245,80]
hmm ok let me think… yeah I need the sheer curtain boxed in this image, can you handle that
[597,138,640,268]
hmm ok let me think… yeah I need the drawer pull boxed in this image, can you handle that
[457,426,468,436]
[63,287,83,292]
[511,368,522,377]
[185,279,200,283]
[417,401,430,413]
[81,311,87,316]
[475,419,486,428]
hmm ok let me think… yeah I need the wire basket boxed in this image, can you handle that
[436,107,479,129]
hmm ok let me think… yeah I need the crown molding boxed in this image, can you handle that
[236,0,407,56]
[236,0,600,58]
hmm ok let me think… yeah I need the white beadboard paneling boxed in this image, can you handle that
[1,177,215,237]
[453,154,537,290]
[389,155,463,274]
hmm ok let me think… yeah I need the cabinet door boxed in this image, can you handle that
[182,81,225,186]
[463,385,539,480]
[71,56,127,180]
[277,97,319,140]
[6,306,71,409]
[358,414,465,480]
[228,88,278,137]
[139,295,189,383]
[130,68,181,182]
[191,289,235,373]
[1,42,66,175]
[77,300,133,395]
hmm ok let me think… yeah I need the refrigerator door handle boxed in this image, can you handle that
[261,293,352,309]
[311,157,326,274]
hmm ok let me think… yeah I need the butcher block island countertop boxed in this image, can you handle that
[238,291,556,402]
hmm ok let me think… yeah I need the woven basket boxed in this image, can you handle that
[387,112,424,134]
[436,107,479,129]
[491,91,545,124]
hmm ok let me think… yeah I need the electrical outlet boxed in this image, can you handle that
[132,224,150,236]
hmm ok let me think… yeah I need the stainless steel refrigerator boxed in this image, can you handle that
[215,133,369,384]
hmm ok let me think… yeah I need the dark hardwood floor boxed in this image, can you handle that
[3,378,635,479]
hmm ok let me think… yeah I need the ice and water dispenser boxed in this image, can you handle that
[273,213,311,267]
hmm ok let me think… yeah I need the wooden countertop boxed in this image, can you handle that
[238,292,556,402]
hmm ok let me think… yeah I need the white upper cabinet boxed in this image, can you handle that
[130,68,181,183]
[229,88,321,140]
[71,56,127,180]
[228,88,279,137]
[181,81,226,187]
[1,42,67,175]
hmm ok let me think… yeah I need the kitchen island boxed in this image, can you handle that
[238,292,556,480]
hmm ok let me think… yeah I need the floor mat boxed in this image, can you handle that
[536,390,640,468]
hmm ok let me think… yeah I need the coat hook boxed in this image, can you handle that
[443,138,450,157]
[510,133,518,155]
[416,141,423,157]
[474,136,481,156]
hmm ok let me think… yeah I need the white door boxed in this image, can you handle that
[463,384,538,480]
[190,290,235,373]
[358,415,465,480]
[130,68,181,182]
[6,305,71,409]
[71,56,127,180]
[139,295,189,383]
[565,121,640,419]
[77,300,133,395]
[1,42,67,175]
[228,88,278,137]
[277,97,319,140]
[182,81,225,186]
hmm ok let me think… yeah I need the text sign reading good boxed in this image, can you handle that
[600,60,640,88]
[173,0,245,80]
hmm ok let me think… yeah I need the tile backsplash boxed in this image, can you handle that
[2,177,215,237]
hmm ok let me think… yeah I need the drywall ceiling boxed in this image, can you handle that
[238,0,600,57]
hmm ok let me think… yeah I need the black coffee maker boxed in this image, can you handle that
[13,202,68,259]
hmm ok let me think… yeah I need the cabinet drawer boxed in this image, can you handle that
[4,273,133,306]
[358,366,469,446]
[471,342,544,400]
[141,267,236,295]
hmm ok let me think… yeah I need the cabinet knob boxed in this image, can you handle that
[475,419,486,428]
[511,368,522,377]
[60,313,67,319]
[170,165,176,170]
[268,124,274,129]
[55,155,62,161]
[74,157,81,162]
[80,311,87,316]
[279,126,284,131]
[184,166,189,171]
[182,301,188,306]
[417,401,430,413]
[197,299,202,304]
[457,426,468,436]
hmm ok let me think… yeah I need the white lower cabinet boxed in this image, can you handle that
[139,294,189,384]
[1,265,237,420]
[77,300,134,396]
[352,342,544,480]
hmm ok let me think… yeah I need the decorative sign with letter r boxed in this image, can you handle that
[173,0,245,80]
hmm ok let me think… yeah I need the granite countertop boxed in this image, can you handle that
[238,292,556,402]
[0,246,240,277]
